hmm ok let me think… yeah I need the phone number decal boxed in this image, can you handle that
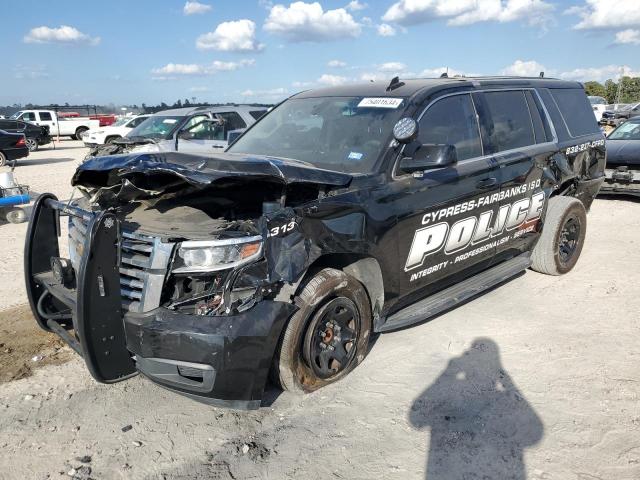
[566,139,604,155]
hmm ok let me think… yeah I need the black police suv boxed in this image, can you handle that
[0,118,51,152]
[0,130,29,166]
[25,77,605,409]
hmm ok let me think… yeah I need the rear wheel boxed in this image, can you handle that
[272,268,372,393]
[25,138,38,152]
[74,127,88,141]
[0,151,6,167]
[531,196,587,275]
[105,136,121,144]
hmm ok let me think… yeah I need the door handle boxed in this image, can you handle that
[476,177,497,189]
[212,145,224,148]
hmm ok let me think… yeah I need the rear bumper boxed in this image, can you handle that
[24,194,296,409]
[4,146,29,160]
[600,167,640,197]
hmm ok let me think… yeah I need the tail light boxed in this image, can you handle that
[16,136,26,147]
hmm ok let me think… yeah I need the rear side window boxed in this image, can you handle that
[249,110,266,120]
[482,91,535,153]
[418,94,482,161]
[524,91,552,143]
[38,112,53,121]
[217,112,247,131]
[550,88,599,137]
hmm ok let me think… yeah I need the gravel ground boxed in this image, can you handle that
[1,143,639,479]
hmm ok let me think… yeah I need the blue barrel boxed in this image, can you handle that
[0,194,30,207]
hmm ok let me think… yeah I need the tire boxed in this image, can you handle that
[105,136,121,144]
[0,151,6,167]
[74,128,88,141]
[530,196,587,276]
[25,138,38,152]
[6,208,27,224]
[272,268,372,394]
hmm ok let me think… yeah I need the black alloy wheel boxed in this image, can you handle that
[303,297,360,379]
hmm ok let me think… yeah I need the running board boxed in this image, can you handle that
[378,253,531,332]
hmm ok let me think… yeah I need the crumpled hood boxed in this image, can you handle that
[72,151,353,190]
[606,140,640,166]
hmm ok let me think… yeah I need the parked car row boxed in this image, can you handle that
[83,105,268,158]
[0,119,50,152]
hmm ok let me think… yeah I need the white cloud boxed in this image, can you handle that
[241,87,289,100]
[382,0,553,27]
[346,0,367,11]
[183,1,212,15]
[572,0,640,30]
[378,62,407,72]
[196,20,264,52]
[189,86,211,92]
[264,2,361,42]
[419,66,468,77]
[558,65,640,83]
[24,25,100,45]
[377,23,397,36]
[615,29,640,45]
[328,60,347,68]
[318,74,350,86]
[500,59,546,77]
[151,59,255,76]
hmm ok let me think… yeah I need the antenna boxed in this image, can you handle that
[386,76,405,91]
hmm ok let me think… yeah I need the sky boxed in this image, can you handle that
[1,0,639,106]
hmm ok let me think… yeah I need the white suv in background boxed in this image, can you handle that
[82,114,150,147]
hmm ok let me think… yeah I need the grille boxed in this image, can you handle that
[68,216,174,314]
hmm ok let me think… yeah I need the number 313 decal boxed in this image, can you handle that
[269,221,297,237]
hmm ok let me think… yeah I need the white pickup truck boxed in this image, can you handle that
[9,110,100,140]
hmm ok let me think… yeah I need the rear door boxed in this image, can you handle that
[474,89,552,263]
[36,111,56,131]
[389,93,503,310]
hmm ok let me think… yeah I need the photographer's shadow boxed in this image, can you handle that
[410,338,543,480]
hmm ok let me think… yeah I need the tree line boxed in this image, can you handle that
[584,76,640,104]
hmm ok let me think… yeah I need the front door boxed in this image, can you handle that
[176,114,227,153]
[389,93,503,312]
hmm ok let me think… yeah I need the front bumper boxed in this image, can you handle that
[600,167,640,197]
[24,194,296,409]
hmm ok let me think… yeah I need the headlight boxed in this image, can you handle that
[172,236,263,273]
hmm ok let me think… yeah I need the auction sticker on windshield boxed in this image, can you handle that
[358,98,403,108]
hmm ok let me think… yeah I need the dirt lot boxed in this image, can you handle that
[1,142,639,480]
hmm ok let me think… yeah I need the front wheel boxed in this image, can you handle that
[530,196,587,275]
[0,151,6,167]
[272,268,372,393]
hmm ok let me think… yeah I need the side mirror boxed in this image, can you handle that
[399,144,457,174]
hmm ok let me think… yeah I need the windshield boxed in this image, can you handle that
[228,96,407,173]
[608,121,640,140]
[128,115,183,139]
[9,111,23,120]
[111,117,130,127]
[589,96,606,105]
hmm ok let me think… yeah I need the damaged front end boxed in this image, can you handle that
[25,152,351,408]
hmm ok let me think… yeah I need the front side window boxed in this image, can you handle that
[127,115,183,139]
[229,96,406,173]
[417,94,482,161]
[22,112,36,122]
[482,91,535,153]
